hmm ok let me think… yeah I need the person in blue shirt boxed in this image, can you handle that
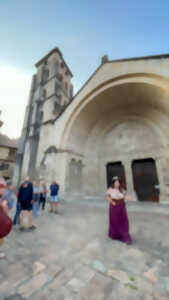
[18,177,36,231]
[1,181,16,215]
[32,181,40,217]
[50,180,59,213]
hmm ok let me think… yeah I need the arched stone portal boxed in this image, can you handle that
[17,51,169,202]
[59,80,169,201]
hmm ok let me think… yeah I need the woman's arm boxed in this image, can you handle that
[121,189,132,201]
[1,200,8,215]
[124,194,132,201]
[106,194,116,206]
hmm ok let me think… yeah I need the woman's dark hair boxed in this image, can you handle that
[111,177,124,193]
[111,177,120,188]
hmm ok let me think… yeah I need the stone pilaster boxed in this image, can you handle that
[123,160,137,200]
[155,157,165,201]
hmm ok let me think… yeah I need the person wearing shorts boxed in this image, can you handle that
[18,177,36,231]
[50,181,59,214]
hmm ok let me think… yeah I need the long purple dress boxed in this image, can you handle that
[108,198,132,243]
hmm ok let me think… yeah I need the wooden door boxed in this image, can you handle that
[106,162,126,189]
[132,159,160,202]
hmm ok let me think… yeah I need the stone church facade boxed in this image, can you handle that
[15,48,169,202]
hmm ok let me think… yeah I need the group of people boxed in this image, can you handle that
[0,177,60,234]
[0,174,132,251]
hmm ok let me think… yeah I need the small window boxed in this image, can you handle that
[61,62,65,69]
[9,148,16,157]
[55,61,60,73]
[40,111,43,121]
[45,69,49,80]
[42,68,49,83]
[56,73,63,82]
[53,101,58,113]
[42,89,47,100]
[58,95,62,105]
[65,82,68,91]
[55,81,61,93]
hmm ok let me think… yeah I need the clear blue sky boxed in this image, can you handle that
[0,0,169,137]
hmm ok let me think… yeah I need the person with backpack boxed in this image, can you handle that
[49,180,59,213]
[18,177,36,231]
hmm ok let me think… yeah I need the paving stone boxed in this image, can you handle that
[92,260,107,273]
[30,289,54,300]
[77,273,114,299]
[0,281,15,298]
[47,263,64,278]
[17,272,51,298]
[74,265,95,283]
[144,268,158,283]
[153,291,169,300]
[1,202,169,298]
[118,247,150,275]
[4,294,25,300]
[144,296,154,300]
[159,277,169,293]
[107,268,130,284]
[48,262,83,290]
[67,277,85,293]
[0,252,6,259]
[33,261,46,275]
[134,276,154,293]
[108,281,142,300]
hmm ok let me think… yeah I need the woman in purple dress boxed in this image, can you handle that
[106,177,132,244]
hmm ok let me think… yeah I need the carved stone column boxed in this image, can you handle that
[155,156,165,201]
[123,160,136,200]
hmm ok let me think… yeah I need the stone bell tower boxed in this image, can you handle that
[14,48,73,183]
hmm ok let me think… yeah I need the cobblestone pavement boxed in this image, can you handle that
[0,201,169,300]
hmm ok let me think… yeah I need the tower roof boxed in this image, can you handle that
[35,47,73,77]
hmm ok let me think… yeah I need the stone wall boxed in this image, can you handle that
[19,53,169,201]
[0,146,17,179]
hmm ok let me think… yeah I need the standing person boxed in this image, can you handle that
[106,177,132,244]
[0,203,13,257]
[49,181,59,213]
[18,177,36,231]
[0,178,6,203]
[32,182,39,217]
[39,183,47,210]
[13,191,21,226]
[1,181,16,215]
[0,180,13,256]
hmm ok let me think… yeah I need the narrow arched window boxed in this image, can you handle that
[65,82,68,91]
[42,89,47,100]
[57,94,62,105]
[55,61,60,74]
[55,81,61,94]
[42,68,49,83]
[40,111,43,121]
